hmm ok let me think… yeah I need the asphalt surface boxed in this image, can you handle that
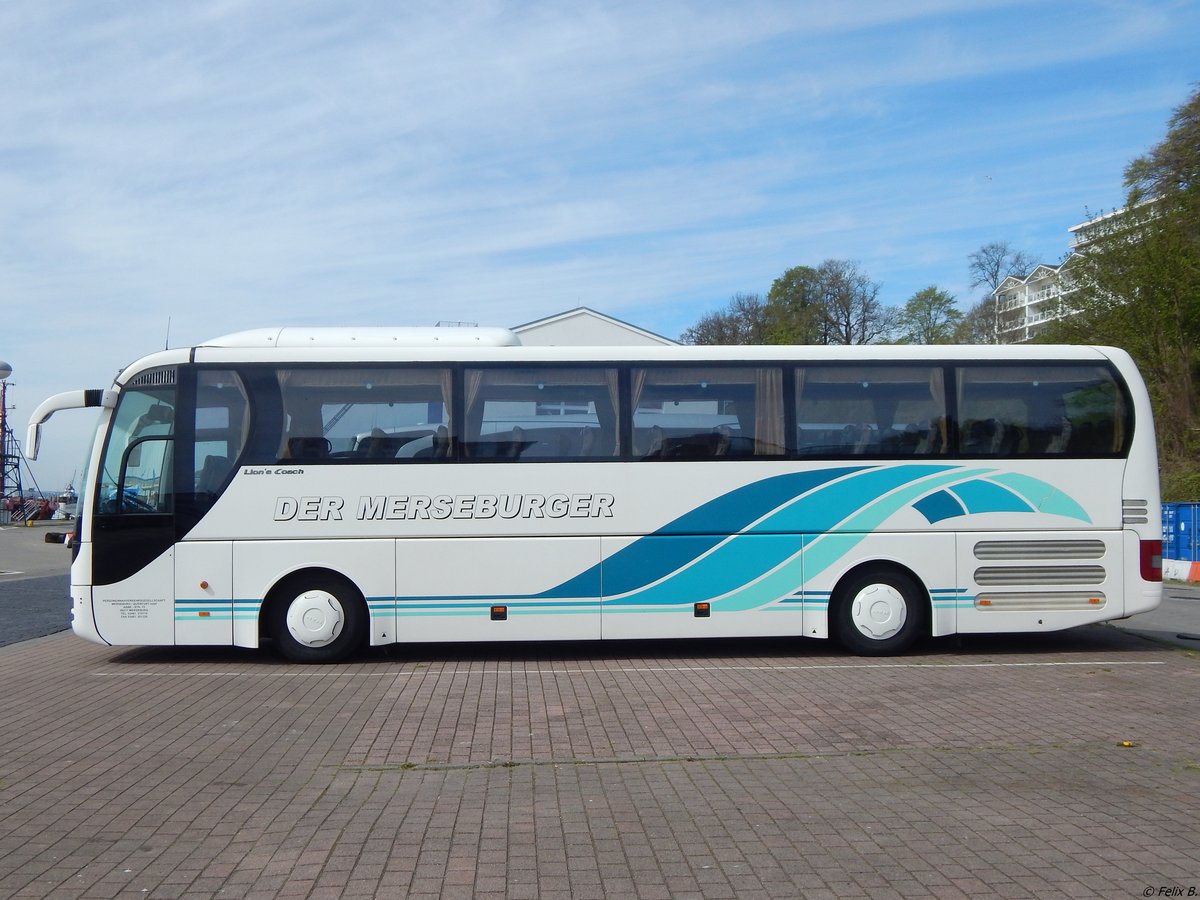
[0,522,73,648]
[0,573,70,648]
[1114,588,1200,650]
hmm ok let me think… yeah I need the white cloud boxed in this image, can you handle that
[1,0,1197,485]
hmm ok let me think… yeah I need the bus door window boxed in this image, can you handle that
[463,367,619,460]
[275,367,453,462]
[96,368,177,515]
[194,370,249,502]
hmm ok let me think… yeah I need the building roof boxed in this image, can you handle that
[511,307,678,346]
[995,260,1072,291]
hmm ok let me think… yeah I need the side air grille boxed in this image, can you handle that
[1123,499,1149,525]
[974,540,1105,560]
[974,566,1106,586]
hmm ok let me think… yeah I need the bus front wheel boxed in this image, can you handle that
[832,567,927,656]
[269,576,367,663]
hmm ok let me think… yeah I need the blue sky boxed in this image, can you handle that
[2,0,1197,488]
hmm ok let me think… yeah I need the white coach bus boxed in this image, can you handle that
[28,327,1162,661]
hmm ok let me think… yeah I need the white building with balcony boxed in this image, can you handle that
[992,258,1080,343]
[988,206,1130,342]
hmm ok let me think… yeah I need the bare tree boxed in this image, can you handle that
[967,241,1036,343]
[680,293,771,344]
[811,259,895,345]
[968,241,1035,293]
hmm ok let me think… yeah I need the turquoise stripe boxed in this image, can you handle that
[393,604,603,617]
[949,479,1034,515]
[176,600,259,622]
[988,472,1091,522]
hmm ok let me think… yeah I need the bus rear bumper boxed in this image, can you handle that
[70,585,110,646]
[1123,582,1162,618]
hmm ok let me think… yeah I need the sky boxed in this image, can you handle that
[1,0,1198,490]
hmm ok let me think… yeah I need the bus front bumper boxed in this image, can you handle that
[70,585,110,646]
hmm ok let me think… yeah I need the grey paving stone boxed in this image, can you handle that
[1,626,1199,897]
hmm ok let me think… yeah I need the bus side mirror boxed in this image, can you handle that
[25,388,115,460]
[26,422,42,461]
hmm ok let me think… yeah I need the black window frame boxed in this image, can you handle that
[168,358,1134,468]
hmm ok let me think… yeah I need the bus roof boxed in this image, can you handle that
[201,327,522,349]
[107,331,1135,387]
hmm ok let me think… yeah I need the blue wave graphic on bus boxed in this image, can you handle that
[547,467,866,599]
[912,471,1089,524]
[392,464,1091,616]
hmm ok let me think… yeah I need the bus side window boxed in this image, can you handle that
[796,366,946,458]
[463,367,620,461]
[274,367,454,463]
[633,366,784,459]
[956,364,1125,457]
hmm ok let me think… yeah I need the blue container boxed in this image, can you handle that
[1163,504,1178,557]
[1163,501,1200,561]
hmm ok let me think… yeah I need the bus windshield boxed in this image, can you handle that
[96,370,176,515]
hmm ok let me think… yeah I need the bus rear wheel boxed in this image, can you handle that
[832,567,926,656]
[269,576,366,663]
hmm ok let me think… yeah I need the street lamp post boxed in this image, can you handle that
[0,361,10,520]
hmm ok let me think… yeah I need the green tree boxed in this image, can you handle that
[683,260,896,346]
[954,298,997,344]
[1125,88,1200,203]
[765,265,822,343]
[896,286,962,344]
[1039,86,1200,497]
[680,293,771,345]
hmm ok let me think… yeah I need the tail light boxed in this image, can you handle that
[1140,540,1162,582]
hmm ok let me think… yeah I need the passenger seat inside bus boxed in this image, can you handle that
[197,455,232,497]
[285,436,331,459]
[431,425,451,458]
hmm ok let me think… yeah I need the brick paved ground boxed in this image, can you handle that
[1,627,1198,898]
